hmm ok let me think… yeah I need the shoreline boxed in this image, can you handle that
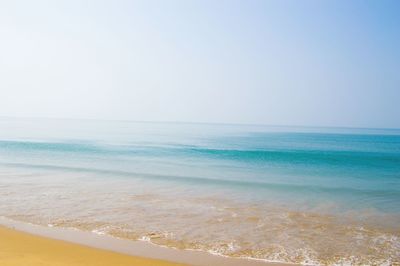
[0,223,181,266]
[0,217,292,266]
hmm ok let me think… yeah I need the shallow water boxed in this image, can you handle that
[0,118,399,265]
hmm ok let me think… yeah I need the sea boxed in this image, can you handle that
[0,117,399,265]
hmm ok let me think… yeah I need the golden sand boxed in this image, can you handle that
[0,226,184,266]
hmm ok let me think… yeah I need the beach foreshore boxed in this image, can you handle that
[0,225,180,266]
[0,217,291,266]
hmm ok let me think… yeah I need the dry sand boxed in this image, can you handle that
[0,225,183,266]
[0,217,290,266]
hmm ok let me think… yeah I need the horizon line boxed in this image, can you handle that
[0,115,399,131]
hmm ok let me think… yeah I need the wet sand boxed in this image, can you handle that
[0,218,290,266]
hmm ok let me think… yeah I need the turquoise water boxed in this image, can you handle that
[0,118,399,264]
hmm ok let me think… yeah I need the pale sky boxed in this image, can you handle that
[0,0,399,128]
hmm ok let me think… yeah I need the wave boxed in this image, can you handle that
[1,161,399,201]
[1,140,400,169]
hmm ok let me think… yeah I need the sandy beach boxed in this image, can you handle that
[0,225,183,266]
[0,218,288,266]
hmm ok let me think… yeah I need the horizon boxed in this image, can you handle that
[1,115,400,131]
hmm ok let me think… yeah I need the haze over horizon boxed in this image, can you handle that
[1,0,399,128]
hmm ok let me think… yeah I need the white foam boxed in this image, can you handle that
[91,229,105,235]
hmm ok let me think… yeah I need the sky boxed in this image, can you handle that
[0,0,399,128]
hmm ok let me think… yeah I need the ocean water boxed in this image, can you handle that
[0,118,399,265]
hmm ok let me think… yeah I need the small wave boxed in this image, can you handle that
[1,139,400,169]
[1,161,399,201]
